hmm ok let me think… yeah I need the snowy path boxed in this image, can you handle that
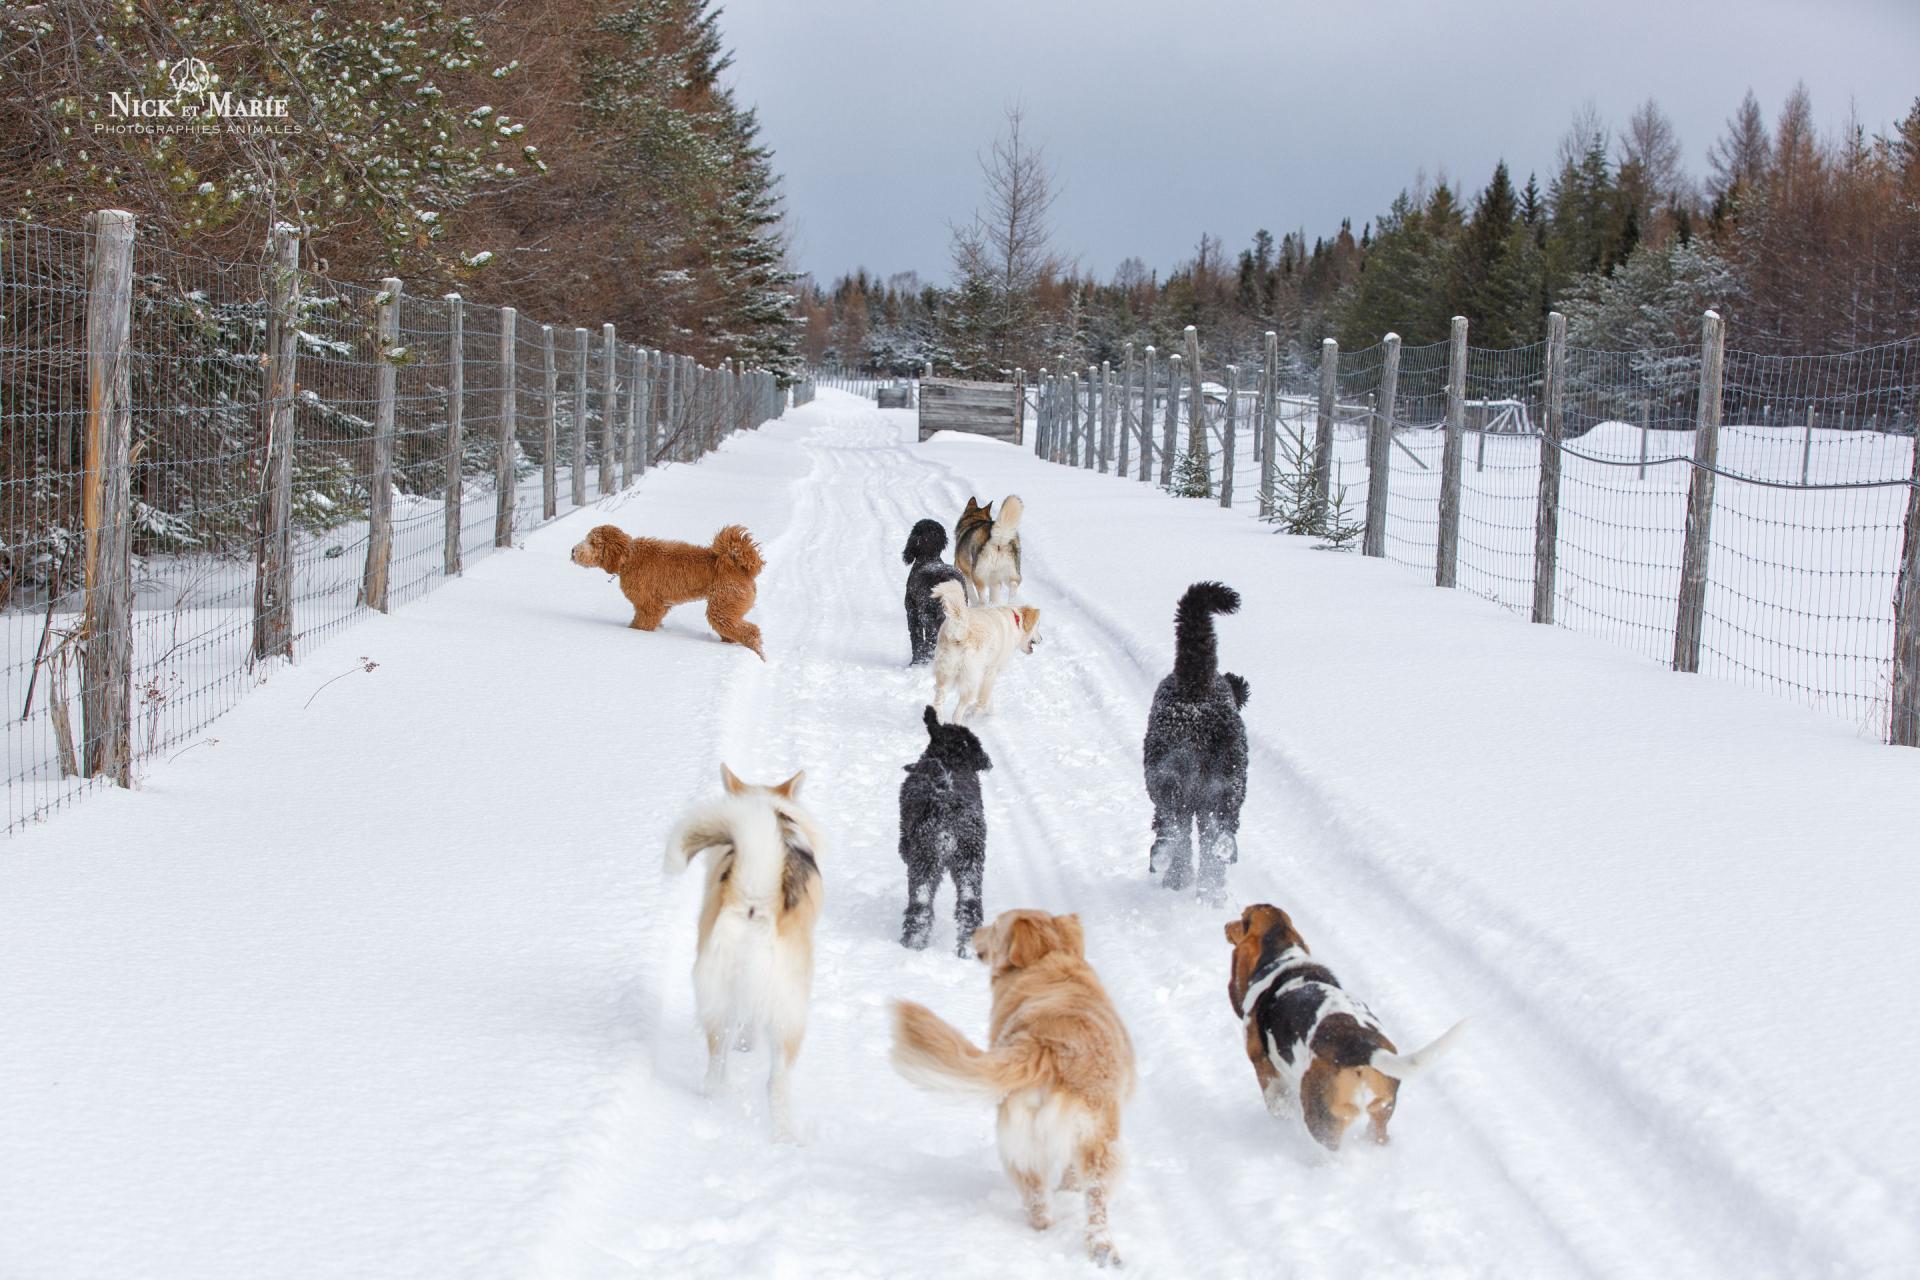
[4,391,1916,1279]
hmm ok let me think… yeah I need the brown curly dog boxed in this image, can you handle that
[570,523,766,658]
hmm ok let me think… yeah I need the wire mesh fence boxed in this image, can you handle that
[1030,319,1920,743]
[2,212,787,834]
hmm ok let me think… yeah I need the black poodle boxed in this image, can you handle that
[1142,582,1251,903]
[902,519,964,665]
[899,705,992,955]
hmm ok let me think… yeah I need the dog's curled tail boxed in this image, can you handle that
[931,579,968,622]
[1173,580,1241,698]
[1368,1017,1470,1081]
[891,1000,1046,1098]
[990,495,1024,544]
[903,518,949,566]
[711,524,765,578]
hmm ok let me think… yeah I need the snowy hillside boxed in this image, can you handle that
[2,390,1916,1279]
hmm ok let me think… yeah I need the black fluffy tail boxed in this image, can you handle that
[1173,581,1241,698]
[903,519,949,566]
[1224,672,1251,708]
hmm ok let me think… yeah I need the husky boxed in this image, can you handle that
[953,495,1024,604]
[664,766,825,1140]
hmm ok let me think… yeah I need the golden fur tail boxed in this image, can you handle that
[931,579,968,622]
[710,525,765,577]
[890,1000,1045,1098]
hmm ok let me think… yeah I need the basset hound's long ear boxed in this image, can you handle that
[1224,917,1248,945]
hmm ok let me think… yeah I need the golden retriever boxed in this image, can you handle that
[570,523,765,657]
[892,909,1134,1266]
[929,581,1040,723]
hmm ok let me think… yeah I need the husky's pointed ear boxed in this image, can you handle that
[923,705,940,735]
[1052,913,1085,958]
[665,813,732,875]
[720,763,747,795]
[773,770,805,799]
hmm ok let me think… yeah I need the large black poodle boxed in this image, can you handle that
[898,705,993,956]
[1142,582,1251,903]
[902,519,965,666]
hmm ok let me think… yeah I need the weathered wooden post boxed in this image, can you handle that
[1139,345,1157,481]
[1259,332,1279,518]
[1034,367,1049,457]
[1436,316,1468,588]
[80,208,135,784]
[570,328,589,506]
[1081,364,1096,469]
[1162,353,1182,486]
[494,306,516,548]
[444,295,465,573]
[1067,371,1083,464]
[597,324,618,492]
[1220,364,1238,509]
[1531,312,1568,622]
[1673,310,1727,673]
[252,222,299,659]
[1184,326,1208,495]
[635,348,652,475]
[1800,402,1815,485]
[360,279,402,608]
[1116,345,1134,477]
[1013,367,1026,445]
[1638,399,1651,482]
[1362,334,1402,558]
[646,350,663,465]
[1891,411,1920,745]
[541,324,558,519]
[1095,360,1112,473]
[621,344,638,488]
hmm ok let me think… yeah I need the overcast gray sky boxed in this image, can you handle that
[718,0,1919,287]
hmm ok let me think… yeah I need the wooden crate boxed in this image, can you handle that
[918,378,1022,444]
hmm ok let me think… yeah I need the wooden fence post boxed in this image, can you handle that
[360,278,401,609]
[1034,368,1049,457]
[641,347,656,474]
[444,295,465,573]
[1067,371,1083,464]
[1800,402,1815,485]
[621,345,638,487]
[1362,334,1401,558]
[1184,326,1208,495]
[80,208,135,784]
[1259,332,1279,519]
[1013,367,1025,446]
[1638,399,1651,482]
[252,221,299,660]
[1220,364,1237,509]
[1083,364,1097,469]
[1162,353,1181,485]
[1314,338,1338,513]
[571,328,589,506]
[647,350,663,464]
[1436,315,1468,588]
[494,305,516,548]
[1116,345,1134,476]
[1139,345,1156,481]
[1673,310,1727,673]
[599,324,618,492]
[1890,415,1920,745]
[541,324,557,519]
[1097,360,1113,472]
[1531,311,1568,622]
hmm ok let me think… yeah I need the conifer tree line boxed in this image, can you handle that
[1,0,799,377]
[798,89,1920,378]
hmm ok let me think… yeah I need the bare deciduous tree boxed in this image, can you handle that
[1708,89,1773,198]
[947,104,1065,374]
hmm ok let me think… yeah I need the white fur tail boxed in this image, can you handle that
[1369,1017,1470,1081]
[932,579,969,622]
[663,793,786,903]
[990,495,1023,544]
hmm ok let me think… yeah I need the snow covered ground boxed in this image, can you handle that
[3,390,1916,1278]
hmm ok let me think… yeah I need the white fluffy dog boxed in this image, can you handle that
[930,581,1041,723]
[664,766,824,1141]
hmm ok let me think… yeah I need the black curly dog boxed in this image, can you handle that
[899,705,992,955]
[1142,582,1250,903]
[902,519,965,666]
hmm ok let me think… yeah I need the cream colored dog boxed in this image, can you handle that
[929,581,1040,723]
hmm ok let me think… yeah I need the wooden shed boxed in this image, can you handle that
[917,378,1023,444]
